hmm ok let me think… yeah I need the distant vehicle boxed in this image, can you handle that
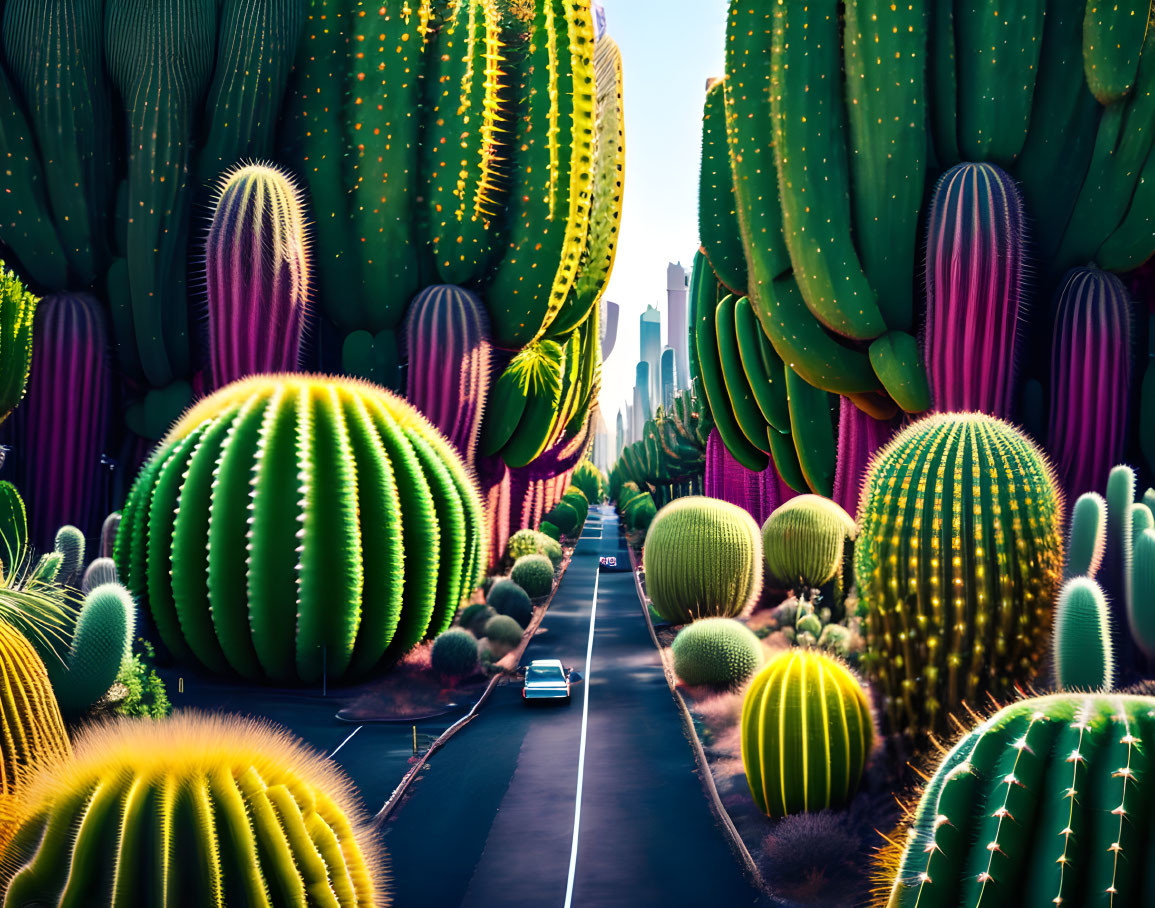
[599,555,630,572]
[522,659,571,704]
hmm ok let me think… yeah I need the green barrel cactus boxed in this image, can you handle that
[115,374,486,684]
[487,578,533,628]
[0,265,35,427]
[431,627,479,681]
[1052,577,1114,692]
[643,497,762,625]
[880,693,1155,907]
[1067,491,1107,579]
[761,495,855,590]
[507,529,544,562]
[458,601,495,638]
[671,617,762,689]
[510,554,554,600]
[0,713,385,905]
[741,648,873,818]
[856,413,1064,740]
[483,613,523,657]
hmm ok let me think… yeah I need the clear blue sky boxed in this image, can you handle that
[597,0,728,421]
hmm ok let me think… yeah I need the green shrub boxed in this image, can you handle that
[544,499,581,536]
[671,618,762,688]
[487,579,533,627]
[643,496,762,624]
[761,495,854,589]
[539,521,561,541]
[511,554,554,599]
[114,639,171,719]
[431,628,479,680]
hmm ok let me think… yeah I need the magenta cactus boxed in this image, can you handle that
[1046,267,1133,497]
[704,428,796,525]
[15,292,109,548]
[832,397,894,517]
[923,162,1026,418]
[206,163,310,389]
[403,284,493,466]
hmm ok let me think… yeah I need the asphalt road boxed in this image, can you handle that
[383,506,772,907]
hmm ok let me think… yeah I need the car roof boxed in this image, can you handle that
[528,659,565,669]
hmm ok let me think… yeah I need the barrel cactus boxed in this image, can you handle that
[114,374,486,684]
[856,413,1064,739]
[403,284,492,466]
[741,649,873,818]
[643,497,762,625]
[487,578,533,628]
[1052,577,1114,692]
[0,264,35,426]
[483,613,523,658]
[1046,267,1133,498]
[431,628,480,681]
[0,713,385,905]
[761,495,855,590]
[671,617,762,689]
[511,554,555,600]
[507,529,544,562]
[880,694,1155,907]
[923,163,1026,419]
[206,163,310,389]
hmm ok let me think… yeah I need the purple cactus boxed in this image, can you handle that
[403,284,493,466]
[924,162,1026,418]
[705,428,796,524]
[1046,266,1133,498]
[832,396,895,517]
[15,292,109,548]
[207,163,309,389]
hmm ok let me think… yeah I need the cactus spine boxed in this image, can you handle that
[856,413,1064,739]
[1046,267,1133,498]
[0,621,70,796]
[0,266,36,426]
[923,162,1026,418]
[115,375,486,684]
[206,163,310,389]
[741,649,873,818]
[1052,577,1114,691]
[0,713,385,905]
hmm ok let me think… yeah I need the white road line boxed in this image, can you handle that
[563,567,600,908]
[327,725,363,759]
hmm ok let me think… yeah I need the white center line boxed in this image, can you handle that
[563,566,600,908]
[327,725,363,759]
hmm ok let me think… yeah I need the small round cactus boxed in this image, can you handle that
[643,497,763,625]
[761,495,855,589]
[537,533,563,569]
[507,529,543,561]
[483,614,523,658]
[458,602,496,638]
[431,628,479,681]
[511,554,555,599]
[1052,577,1114,691]
[741,649,873,818]
[0,713,385,905]
[487,579,533,628]
[671,618,763,689]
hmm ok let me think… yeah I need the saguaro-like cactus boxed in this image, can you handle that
[0,621,70,796]
[0,265,36,426]
[923,162,1026,418]
[856,413,1064,739]
[1046,266,1133,498]
[403,284,492,466]
[0,713,385,905]
[1052,576,1114,691]
[44,583,135,715]
[14,292,109,549]
[880,694,1155,907]
[115,374,486,684]
[741,648,873,818]
[206,163,310,389]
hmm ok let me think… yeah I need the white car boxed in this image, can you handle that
[522,659,571,704]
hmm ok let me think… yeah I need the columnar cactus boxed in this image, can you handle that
[643,497,762,625]
[856,413,1064,739]
[0,713,385,905]
[403,284,492,466]
[206,163,310,389]
[0,265,35,426]
[51,525,84,589]
[831,396,893,518]
[0,620,70,796]
[44,583,135,715]
[1052,577,1114,691]
[741,649,873,818]
[14,292,110,549]
[880,694,1155,907]
[923,162,1026,418]
[1046,266,1133,498]
[1066,491,1107,579]
[115,374,486,684]
[761,495,855,590]
[1129,528,1155,659]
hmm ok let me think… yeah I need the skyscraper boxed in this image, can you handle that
[639,304,661,413]
[666,262,689,392]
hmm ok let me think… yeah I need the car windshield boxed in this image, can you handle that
[527,665,565,684]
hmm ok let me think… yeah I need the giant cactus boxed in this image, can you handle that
[0,713,385,905]
[206,163,310,389]
[856,413,1064,739]
[741,649,873,818]
[13,293,109,549]
[1046,266,1133,498]
[923,162,1026,418]
[0,265,36,427]
[880,694,1155,907]
[642,496,762,625]
[404,284,492,466]
[115,374,486,684]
